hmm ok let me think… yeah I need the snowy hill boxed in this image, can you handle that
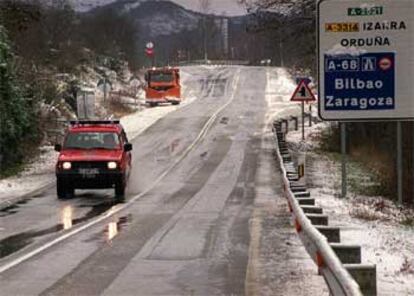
[69,0,138,12]
[85,0,204,37]
[69,0,246,16]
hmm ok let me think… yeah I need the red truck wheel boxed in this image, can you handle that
[57,179,74,199]
[115,181,125,201]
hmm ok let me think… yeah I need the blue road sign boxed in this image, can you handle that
[324,52,395,111]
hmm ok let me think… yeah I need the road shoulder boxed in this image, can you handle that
[245,128,328,295]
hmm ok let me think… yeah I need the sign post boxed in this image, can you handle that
[291,79,317,141]
[318,0,414,201]
[302,102,305,140]
[397,121,403,204]
[146,42,155,67]
[341,122,347,199]
[97,78,112,103]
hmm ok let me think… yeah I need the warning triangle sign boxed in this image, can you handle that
[290,80,316,102]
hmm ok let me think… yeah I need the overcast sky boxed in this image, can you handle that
[69,0,247,16]
[171,0,247,16]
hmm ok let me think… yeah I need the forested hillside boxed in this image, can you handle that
[0,0,139,174]
[241,0,315,73]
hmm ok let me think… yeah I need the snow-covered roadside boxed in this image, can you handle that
[286,122,414,295]
[0,66,199,207]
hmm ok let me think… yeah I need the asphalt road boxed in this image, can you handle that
[0,66,327,295]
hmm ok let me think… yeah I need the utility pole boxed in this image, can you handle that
[199,0,211,63]
[279,39,284,67]
[103,78,108,102]
[278,21,284,68]
[203,16,208,62]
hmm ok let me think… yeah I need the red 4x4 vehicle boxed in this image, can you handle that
[54,120,133,200]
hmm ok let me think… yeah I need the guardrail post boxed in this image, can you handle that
[276,132,285,142]
[282,119,289,134]
[300,205,323,214]
[344,264,377,296]
[330,244,361,264]
[294,191,311,198]
[290,185,308,192]
[273,121,281,131]
[290,116,298,131]
[296,198,315,206]
[306,213,329,225]
[315,226,340,243]
[309,105,313,127]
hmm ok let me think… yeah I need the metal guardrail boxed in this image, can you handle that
[272,120,372,296]
[281,115,323,134]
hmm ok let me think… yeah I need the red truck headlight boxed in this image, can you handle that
[107,162,117,170]
[62,162,72,170]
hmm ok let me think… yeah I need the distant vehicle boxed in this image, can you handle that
[54,120,133,200]
[145,67,181,106]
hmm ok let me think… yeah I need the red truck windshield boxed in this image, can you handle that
[149,72,174,83]
[64,132,120,150]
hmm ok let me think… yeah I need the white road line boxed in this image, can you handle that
[0,68,241,275]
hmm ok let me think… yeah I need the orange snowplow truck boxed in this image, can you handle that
[145,67,181,107]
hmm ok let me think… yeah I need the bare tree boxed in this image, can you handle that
[199,0,211,13]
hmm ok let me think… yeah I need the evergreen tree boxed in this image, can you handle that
[0,25,33,171]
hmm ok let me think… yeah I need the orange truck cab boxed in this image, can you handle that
[145,67,181,106]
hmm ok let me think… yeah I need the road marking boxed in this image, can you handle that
[0,68,241,275]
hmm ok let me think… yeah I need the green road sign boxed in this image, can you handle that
[348,6,383,16]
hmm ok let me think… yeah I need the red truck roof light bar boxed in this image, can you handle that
[69,120,120,125]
